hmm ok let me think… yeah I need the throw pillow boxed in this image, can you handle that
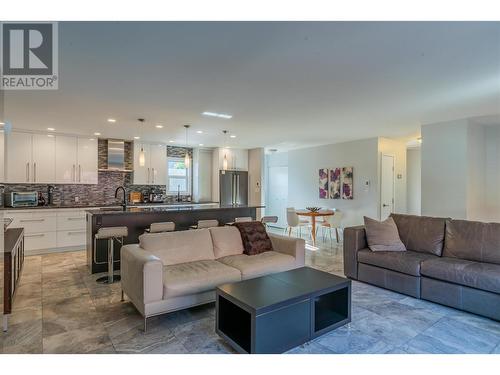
[364,216,406,252]
[233,221,273,255]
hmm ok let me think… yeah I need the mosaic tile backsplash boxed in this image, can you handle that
[0,142,194,207]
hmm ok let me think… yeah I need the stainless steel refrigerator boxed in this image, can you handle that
[219,170,248,206]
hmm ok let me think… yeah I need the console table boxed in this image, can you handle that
[3,227,25,332]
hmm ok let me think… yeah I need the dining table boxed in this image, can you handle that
[295,209,335,246]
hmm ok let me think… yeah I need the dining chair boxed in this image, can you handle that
[319,211,344,243]
[260,215,278,229]
[284,207,311,238]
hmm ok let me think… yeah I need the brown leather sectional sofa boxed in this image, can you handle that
[344,214,500,321]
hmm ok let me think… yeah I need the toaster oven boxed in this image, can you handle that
[4,192,39,207]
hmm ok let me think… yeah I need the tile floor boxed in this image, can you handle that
[1,228,500,354]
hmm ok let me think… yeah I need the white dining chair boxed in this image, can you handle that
[284,207,311,238]
[319,211,344,243]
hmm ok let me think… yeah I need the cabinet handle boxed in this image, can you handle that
[25,233,45,238]
[152,168,155,184]
[20,218,45,223]
[34,162,37,182]
[147,168,150,184]
[72,165,76,182]
[67,230,85,235]
[67,217,84,221]
[26,163,29,182]
[79,165,82,182]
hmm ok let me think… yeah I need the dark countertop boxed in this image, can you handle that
[0,201,219,211]
[86,204,264,216]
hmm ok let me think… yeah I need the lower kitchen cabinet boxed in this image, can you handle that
[4,208,90,253]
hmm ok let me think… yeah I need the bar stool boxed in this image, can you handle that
[261,216,278,228]
[225,216,253,226]
[190,219,219,229]
[93,226,128,284]
[146,222,175,233]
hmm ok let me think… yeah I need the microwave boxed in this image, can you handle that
[4,192,39,207]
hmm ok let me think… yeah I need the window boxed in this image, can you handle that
[167,157,191,194]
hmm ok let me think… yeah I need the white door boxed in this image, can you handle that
[55,135,78,183]
[6,131,32,183]
[133,142,150,184]
[0,130,4,182]
[266,166,288,227]
[380,154,395,220]
[77,137,98,184]
[32,134,56,183]
[150,144,167,185]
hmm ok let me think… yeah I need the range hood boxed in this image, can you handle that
[99,139,133,172]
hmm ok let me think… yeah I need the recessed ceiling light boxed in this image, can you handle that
[196,130,203,134]
[230,134,236,138]
[155,124,163,129]
[47,127,55,131]
[199,143,204,146]
[169,140,175,143]
[134,136,140,140]
[94,132,101,136]
[202,111,233,119]
[107,118,116,123]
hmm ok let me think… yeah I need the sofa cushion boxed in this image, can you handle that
[357,248,437,276]
[209,226,245,258]
[443,219,500,265]
[139,229,215,266]
[421,257,500,294]
[363,216,406,252]
[233,221,273,255]
[163,260,241,298]
[390,213,446,256]
[218,251,296,280]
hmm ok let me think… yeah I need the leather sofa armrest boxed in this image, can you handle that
[120,244,164,315]
[343,226,368,280]
[269,233,306,267]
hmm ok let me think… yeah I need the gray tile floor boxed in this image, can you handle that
[1,228,500,354]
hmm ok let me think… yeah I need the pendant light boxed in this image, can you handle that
[138,118,146,167]
[184,124,191,168]
[222,130,228,171]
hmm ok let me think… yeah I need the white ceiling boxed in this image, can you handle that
[4,21,500,151]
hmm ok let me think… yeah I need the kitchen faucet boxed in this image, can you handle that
[115,186,127,211]
[177,185,181,202]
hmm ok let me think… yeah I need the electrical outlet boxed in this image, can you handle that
[75,196,79,203]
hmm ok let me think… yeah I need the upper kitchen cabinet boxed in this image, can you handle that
[6,131,55,183]
[55,135,98,184]
[77,138,98,184]
[133,142,167,185]
[214,147,248,171]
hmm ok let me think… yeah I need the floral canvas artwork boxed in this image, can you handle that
[319,168,329,199]
[329,168,341,199]
[342,167,353,200]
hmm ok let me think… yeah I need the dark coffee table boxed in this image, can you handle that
[216,267,351,354]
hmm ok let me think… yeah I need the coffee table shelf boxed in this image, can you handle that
[216,267,351,354]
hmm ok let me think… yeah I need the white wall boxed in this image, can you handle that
[265,152,289,227]
[192,148,212,202]
[466,124,486,221]
[421,119,469,219]
[484,125,500,222]
[406,148,421,215]
[378,137,407,215]
[287,138,379,227]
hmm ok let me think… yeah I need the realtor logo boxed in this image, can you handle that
[1,22,58,90]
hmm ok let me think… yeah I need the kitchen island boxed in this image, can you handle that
[86,204,264,274]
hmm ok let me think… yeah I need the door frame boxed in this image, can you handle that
[380,153,395,220]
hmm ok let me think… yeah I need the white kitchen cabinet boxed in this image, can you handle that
[77,137,98,184]
[214,147,248,171]
[32,133,56,183]
[133,142,150,184]
[55,135,78,183]
[6,131,32,183]
[55,136,97,184]
[150,143,167,185]
[6,131,56,183]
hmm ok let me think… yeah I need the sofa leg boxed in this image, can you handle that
[121,290,125,302]
[143,317,147,333]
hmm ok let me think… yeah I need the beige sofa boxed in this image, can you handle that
[120,226,305,329]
